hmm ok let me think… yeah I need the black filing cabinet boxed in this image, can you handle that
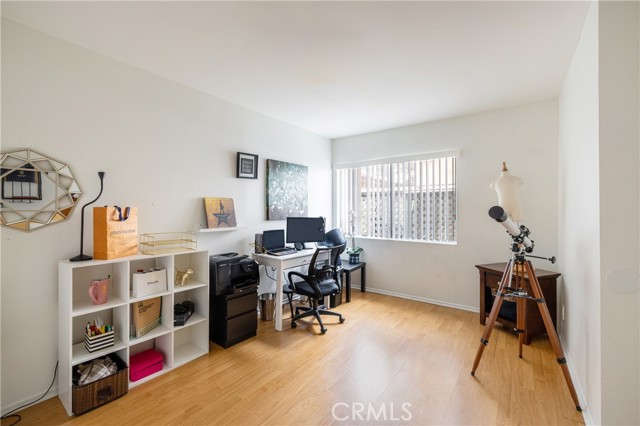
[209,253,260,348]
[210,286,258,348]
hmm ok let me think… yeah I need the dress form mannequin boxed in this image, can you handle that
[490,162,524,222]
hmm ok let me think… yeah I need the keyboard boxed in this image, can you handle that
[267,247,297,256]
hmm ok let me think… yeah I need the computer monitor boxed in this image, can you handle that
[286,216,326,250]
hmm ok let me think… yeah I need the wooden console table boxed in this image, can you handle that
[476,263,560,345]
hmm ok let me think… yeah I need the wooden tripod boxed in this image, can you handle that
[470,254,582,412]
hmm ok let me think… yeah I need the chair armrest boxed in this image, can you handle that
[287,271,305,283]
[287,271,323,299]
[334,266,343,284]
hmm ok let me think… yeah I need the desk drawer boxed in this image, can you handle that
[485,273,502,289]
[296,255,322,267]
[485,271,529,290]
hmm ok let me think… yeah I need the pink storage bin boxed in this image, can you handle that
[129,349,163,382]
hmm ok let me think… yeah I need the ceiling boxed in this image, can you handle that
[2,1,590,139]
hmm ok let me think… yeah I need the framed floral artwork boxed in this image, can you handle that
[266,159,308,220]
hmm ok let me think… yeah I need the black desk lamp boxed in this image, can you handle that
[70,171,105,262]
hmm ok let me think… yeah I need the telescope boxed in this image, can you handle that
[476,206,578,411]
[488,206,534,253]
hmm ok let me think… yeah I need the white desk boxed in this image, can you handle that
[252,249,327,331]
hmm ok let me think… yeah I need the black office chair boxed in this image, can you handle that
[324,228,347,263]
[287,244,346,334]
[323,227,347,298]
[283,228,347,319]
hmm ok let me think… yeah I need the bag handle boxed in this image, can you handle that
[114,206,131,222]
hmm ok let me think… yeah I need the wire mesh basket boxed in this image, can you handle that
[139,232,197,255]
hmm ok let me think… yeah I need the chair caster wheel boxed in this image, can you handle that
[339,317,345,323]
[291,321,297,329]
[320,327,327,334]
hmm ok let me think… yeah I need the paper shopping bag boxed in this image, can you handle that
[93,206,138,260]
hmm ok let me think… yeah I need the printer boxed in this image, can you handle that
[209,252,260,295]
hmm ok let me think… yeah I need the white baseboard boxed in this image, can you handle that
[557,329,592,425]
[1,386,58,417]
[358,286,479,313]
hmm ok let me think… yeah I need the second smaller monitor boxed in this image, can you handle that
[286,216,326,250]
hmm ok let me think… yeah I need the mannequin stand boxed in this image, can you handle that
[470,254,582,412]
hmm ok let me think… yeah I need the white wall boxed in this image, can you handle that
[0,20,332,412]
[558,2,601,422]
[559,2,640,424]
[597,2,639,425]
[333,100,559,311]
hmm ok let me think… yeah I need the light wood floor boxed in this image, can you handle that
[3,292,585,425]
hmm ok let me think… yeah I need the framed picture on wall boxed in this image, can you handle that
[266,159,308,220]
[237,152,258,179]
[204,197,237,228]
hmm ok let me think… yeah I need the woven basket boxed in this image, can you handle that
[72,353,128,415]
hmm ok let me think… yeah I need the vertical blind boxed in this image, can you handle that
[336,156,457,243]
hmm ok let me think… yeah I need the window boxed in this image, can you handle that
[336,155,457,243]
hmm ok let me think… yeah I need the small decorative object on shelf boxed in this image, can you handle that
[175,267,194,286]
[84,317,114,352]
[88,276,110,305]
[85,330,115,353]
[174,300,194,326]
[139,231,197,255]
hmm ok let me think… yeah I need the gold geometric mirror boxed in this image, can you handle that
[1,148,82,232]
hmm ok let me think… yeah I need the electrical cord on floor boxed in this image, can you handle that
[0,361,58,426]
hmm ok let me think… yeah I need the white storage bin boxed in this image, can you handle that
[132,269,167,298]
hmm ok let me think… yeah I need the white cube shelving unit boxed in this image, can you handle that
[58,249,209,416]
